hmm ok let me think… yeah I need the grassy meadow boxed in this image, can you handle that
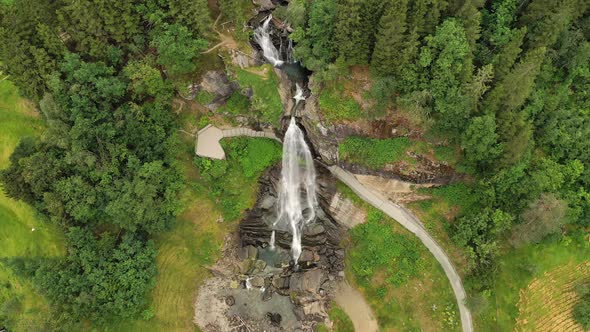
[0,80,65,329]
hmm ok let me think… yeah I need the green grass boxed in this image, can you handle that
[0,80,65,329]
[338,136,411,169]
[195,90,215,105]
[477,234,590,331]
[318,85,362,122]
[317,303,355,332]
[234,65,283,126]
[217,91,251,115]
[339,183,461,331]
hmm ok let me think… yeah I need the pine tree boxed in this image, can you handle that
[168,0,212,36]
[370,0,409,76]
[485,47,547,114]
[58,0,141,58]
[520,0,590,49]
[454,0,483,51]
[335,0,370,64]
[407,0,449,37]
[492,27,526,80]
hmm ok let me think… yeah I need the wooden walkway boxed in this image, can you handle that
[195,125,280,159]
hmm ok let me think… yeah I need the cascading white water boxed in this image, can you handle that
[254,15,284,67]
[271,117,317,263]
[293,83,305,104]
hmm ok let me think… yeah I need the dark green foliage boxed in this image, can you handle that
[339,136,411,170]
[34,228,157,325]
[420,19,473,134]
[520,0,589,49]
[370,0,409,76]
[58,0,141,58]
[218,91,251,115]
[461,114,502,169]
[451,208,513,268]
[349,209,423,287]
[0,0,64,100]
[194,138,281,221]
[574,281,590,329]
[150,23,208,76]
[291,0,338,71]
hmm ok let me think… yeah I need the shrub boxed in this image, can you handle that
[339,136,411,169]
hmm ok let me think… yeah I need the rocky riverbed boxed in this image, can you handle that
[194,163,349,331]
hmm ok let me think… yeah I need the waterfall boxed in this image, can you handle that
[271,117,317,263]
[293,83,305,104]
[254,15,284,67]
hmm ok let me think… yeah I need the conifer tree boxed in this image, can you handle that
[492,27,526,80]
[370,0,409,76]
[520,0,590,48]
[335,0,370,64]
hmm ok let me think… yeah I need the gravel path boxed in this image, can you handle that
[327,165,473,332]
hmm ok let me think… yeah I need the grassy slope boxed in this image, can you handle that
[479,236,590,331]
[337,182,461,331]
[0,80,65,329]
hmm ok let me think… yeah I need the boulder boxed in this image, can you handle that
[200,71,234,98]
[290,269,325,294]
[245,245,258,260]
[254,0,275,11]
[250,276,265,288]
[239,259,253,274]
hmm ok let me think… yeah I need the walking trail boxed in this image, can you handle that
[195,126,473,332]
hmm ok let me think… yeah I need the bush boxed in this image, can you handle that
[339,136,411,169]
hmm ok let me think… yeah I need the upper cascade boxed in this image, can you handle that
[254,15,284,67]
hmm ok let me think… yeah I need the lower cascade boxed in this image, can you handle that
[271,117,318,263]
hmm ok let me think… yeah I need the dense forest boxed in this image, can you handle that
[0,0,210,328]
[289,0,590,286]
[0,0,589,329]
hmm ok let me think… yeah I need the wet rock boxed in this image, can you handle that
[225,296,235,306]
[239,259,253,274]
[250,276,265,288]
[299,249,314,263]
[253,259,267,273]
[272,276,290,289]
[245,245,258,260]
[259,195,276,210]
[262,287,273,301]
[266,312,282,326]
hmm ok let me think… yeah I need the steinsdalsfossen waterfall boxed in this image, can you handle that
[255,15,317,263]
